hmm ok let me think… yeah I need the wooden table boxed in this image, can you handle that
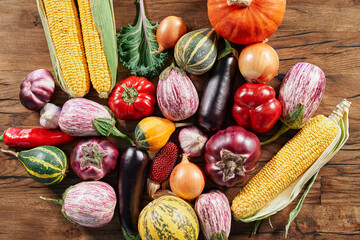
[0,0,359,239]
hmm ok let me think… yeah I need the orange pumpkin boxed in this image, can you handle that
[207,0,286,45]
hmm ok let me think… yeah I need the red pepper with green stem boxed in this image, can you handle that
[232,83,282,133]
[0,127,77,148]
[108,76,156,120]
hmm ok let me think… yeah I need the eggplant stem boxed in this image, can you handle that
[121,227,140,240]
[0,148,18,158]
[260,124,290,146]
[39,196,63,205]
[111,127,135,145]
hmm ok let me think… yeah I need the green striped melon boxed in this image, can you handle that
[174,28,218,75]
[138,195,200,240]
[17,146,68,185]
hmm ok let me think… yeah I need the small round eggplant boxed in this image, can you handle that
[204,126,262,187]
[70,138,119,181]
[40,181,117,228]
[198,51,237,132]
[19,69,55,111]
[118,146,150,237]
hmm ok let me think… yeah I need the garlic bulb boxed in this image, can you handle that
[178,126,208,157]
[40,103,61,129]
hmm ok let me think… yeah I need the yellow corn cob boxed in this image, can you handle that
[43,0,90,97]
[77,0,112,98]
[231,114,338,220]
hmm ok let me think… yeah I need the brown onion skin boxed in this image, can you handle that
[238,43,279,84]
[169,154,205,200]
[156,16,187,52]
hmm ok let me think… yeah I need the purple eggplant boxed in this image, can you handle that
[204,126,262,187]
[118,146,150,237]
[198,40,237,132]
[70,138,119,181]
[19,69,55,111]
[261,62,326,145]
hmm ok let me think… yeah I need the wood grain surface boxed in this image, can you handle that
[0,0,359,239]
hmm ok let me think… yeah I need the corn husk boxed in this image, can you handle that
[241,99,351,229]
[36,0,117,98]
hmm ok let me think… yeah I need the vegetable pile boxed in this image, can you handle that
[0,0,353,239]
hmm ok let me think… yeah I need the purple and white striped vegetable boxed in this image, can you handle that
[19,69,55,111]
[70,138,119,181]
[261,62,326,145]
[40,181,117,228]
[195,190,231,240]
[59,98,112,137]
[157,63,199,121]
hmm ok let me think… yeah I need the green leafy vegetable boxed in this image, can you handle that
[117,0,168,78]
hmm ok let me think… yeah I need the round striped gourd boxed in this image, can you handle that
[174,28,218,75]
[135,116,175,151]
[17,146,68,185]
[138,195,200,240]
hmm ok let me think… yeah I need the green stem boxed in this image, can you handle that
[39,196,63,205]
[122,228,140,240]
[260,124,290,146]
[93,118,135,146]
[0,133,4,141]
[217,39,239,60]
[110,126,135,145]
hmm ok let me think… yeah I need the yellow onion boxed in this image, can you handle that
[170,154,205,200]
[238,43,279,84]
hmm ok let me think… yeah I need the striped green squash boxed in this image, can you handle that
[17,146,68,185]
[138,195,200,240]
[174,28,218,75]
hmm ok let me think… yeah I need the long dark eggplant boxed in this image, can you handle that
[118,146,150,238]
[198,40,238,132]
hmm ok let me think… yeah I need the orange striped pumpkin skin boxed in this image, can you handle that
[135,117,175,151]
[174,28,218,75]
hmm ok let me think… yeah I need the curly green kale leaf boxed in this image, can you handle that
[117,0,168,78]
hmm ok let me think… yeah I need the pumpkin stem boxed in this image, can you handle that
[0,148,18,158]
[227,0,252,7]
[174,122,193,128]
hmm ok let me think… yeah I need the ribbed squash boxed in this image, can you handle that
[135,117,175,151]
[138,195,200,240]
[174,28,218,75]
[17,146,68,185]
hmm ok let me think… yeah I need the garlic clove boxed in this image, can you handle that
[40,103,62,129]
[178,126,208,157]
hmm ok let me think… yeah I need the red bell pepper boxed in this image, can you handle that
[232,83,282,133]
[0,127,77,148]
[108,76,156,120]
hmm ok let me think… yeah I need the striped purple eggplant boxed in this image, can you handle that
[261,62,326,145]
[41,181,117,228]
[59,98,112,136]
[195,190,231,240]
[157,63,199,121]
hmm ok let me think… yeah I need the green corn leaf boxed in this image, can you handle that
[239,99,351,230]
[285,171,319,237]
[117,0,168,78]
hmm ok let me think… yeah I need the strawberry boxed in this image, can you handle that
[148,142,178,184]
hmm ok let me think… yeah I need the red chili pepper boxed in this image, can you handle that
[108,76,156,120]
[232,83,282,133]
[0,127,77,148]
